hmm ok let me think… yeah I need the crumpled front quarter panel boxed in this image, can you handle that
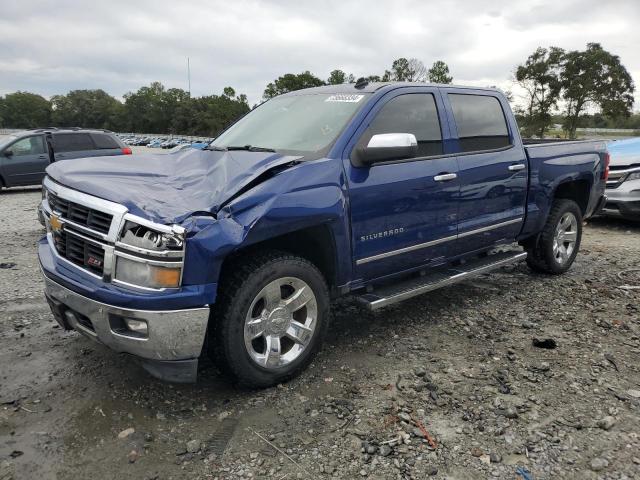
[180,158,352,288]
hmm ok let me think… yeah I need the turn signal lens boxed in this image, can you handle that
[122,147,132,155]
[152,267,181,288]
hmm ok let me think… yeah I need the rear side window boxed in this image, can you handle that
[449,94,511,153]
[91,133,120,149]
[53,133,95,152]
[367,93,443,158]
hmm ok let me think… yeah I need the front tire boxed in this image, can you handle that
[525,199,583,274]
[210,251,330,388]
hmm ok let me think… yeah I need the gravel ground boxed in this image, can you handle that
[1,188,639,480]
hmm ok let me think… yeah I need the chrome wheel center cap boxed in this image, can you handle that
[267,307,290,335]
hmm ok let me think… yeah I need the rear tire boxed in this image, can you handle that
[525,199,583,274]
[210,250,330,388]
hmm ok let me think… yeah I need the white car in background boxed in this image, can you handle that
[603,137,640,220]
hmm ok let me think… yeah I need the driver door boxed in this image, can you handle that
[344,88,460,281]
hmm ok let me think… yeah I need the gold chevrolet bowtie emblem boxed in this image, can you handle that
[49,214,63,233]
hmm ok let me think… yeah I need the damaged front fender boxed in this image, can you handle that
[180,157,352,289]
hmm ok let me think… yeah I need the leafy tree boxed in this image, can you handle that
[390,58,411,81]
[189,92,250,136]
[327,69,348,85]
[389,58,427,82]
[561,43,635,138]
[222,86,236,98]
[263,71,325,99]
[51,89,124,130]
[428,60,453,84]
[1,92,51,128]
[515,47,564,138]
[123,81,167,133]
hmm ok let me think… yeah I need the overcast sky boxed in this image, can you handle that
[1,0,639,109]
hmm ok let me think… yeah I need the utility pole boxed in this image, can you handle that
[187,57,191,97]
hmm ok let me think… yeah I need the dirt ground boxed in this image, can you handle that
[1,187,639,480]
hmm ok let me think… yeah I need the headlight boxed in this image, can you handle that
[115,256,182,289]
[115,219,185,289]
[120,222,184,251]
[626,171,640,182]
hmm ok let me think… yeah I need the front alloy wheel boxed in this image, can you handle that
[244,277,318,369]
[211,251,330,388]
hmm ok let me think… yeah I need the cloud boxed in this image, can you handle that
[0,0,638,108]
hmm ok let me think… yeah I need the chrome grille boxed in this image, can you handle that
[42,177,184,290]
[48,190,113,234]
[52,230,105,276]
[607,165,640,189]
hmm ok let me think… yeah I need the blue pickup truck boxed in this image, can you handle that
[38,81,608,386]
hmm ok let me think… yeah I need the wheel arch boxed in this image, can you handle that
[219,224,340,293]
[552,178,591,215]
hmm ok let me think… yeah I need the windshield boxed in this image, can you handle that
[211,93,370,155]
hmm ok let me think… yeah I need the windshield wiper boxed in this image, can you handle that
[226,145,276,153]
[203,145,228,151]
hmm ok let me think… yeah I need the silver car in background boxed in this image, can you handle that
[603,137,640,220]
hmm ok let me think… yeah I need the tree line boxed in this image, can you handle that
[0,83,251,137]
[0,48,635,138]
[0,57,452,136]
[263,58,453,99]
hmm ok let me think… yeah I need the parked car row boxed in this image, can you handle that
[116,134,213,149]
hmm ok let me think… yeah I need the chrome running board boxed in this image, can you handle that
[356,251,527,311]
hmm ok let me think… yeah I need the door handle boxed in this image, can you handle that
[434,173,457,182]
[508,164,526,171]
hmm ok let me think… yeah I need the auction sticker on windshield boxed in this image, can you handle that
[325,94,365,103]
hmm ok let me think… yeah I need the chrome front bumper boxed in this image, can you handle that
[43,275,210,382]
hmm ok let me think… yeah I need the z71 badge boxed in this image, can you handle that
[360,228,404,242]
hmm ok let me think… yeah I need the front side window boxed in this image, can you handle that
[365,93,443,158]
[54,133,95,152]
[212,93,369,156]
[449,94,511,153]
[10,136,46,156]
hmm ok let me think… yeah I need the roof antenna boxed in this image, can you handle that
[354,77,369,89]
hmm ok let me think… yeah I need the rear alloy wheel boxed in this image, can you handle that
[211,251,330,388]
[552,211,578,266]
[525,199,583,274]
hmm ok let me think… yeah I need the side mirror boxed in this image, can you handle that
[4,149,13,158]
[355,133,418,166]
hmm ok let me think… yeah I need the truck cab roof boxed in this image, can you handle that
[282,81,502,97]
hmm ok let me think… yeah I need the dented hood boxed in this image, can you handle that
[46,149,301,224]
